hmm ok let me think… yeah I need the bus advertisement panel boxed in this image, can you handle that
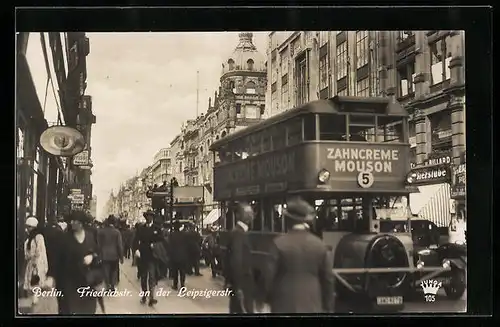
[213,147,308,201]
[319,142,410,192]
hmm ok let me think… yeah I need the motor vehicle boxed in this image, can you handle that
[209,96,453,312]
[380,218,466,300]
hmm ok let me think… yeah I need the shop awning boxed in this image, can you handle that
[202,208,221,226]
[409,183,451,227]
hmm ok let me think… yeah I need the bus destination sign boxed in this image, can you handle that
[321,143,408,190]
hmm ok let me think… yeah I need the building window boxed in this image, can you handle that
[236,103,241,114]
[398,61,416,97]
[296,54,308,106]
[246,81,256,94]
[356,77,370,97]
[319,50,328,92]
[247,59,254,71]
[281,73,289,104]
[228,58,235,70]
[336,41,348,80]
[271,82,277,94]
[337,88,348,96]
[430,37,452,85]
[355,31,369,69]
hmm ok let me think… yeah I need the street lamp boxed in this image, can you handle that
[169,177,178,224]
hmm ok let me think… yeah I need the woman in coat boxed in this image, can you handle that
[265,197,335,313]
[60,211,101,315]
[23,217,51,308]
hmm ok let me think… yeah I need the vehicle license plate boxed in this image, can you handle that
[376,296,403,305]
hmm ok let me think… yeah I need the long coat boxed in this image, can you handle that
[133,223,163,264]
[167,231,190,269]
[97,226,123,262]
[265,229,335,313]
[225,224,254,293]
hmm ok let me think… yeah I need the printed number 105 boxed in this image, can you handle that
[425,295,436,302]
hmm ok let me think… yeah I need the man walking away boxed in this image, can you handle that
[97,215,124,291]
[187,225,203,276]
[225,203,255,313]
[167,220,190,290]
[265,197,335,313]
[133,211,163,306]
[122,225,134,260]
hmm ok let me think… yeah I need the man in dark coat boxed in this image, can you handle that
[225,203,255,313]
[97,216,124,291]
[167,220,191,290]
[133,211,163,306]
[43,220,69,314]
[186,224,202,276]
[265,197,335,313]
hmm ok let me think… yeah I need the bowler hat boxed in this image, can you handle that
[283,198,315,222]
[235,203,254,224]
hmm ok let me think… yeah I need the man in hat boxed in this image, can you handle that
[167,220,190,290]
[133,210,163,306]
[97,215,124,291]
[264,197,334,313]
[225,202,255,313]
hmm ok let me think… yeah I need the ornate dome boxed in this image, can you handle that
[221,32,266,76]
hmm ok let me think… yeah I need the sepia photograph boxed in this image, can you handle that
[16,29,467,315]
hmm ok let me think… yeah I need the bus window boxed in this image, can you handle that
[262,130,272,152]
[271,125,286,150]
[319,114,346,141]
[303,114,316,141]
[287,118,302,146]
[348,114,376,142]
[250,133,261,156]
[377,116,405,143]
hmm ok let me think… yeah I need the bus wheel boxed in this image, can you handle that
[444,267,466,300]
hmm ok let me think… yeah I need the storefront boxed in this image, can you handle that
[406,154,452,227]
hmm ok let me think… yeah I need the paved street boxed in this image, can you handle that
[19,258,465,315]
[101,259,465,314]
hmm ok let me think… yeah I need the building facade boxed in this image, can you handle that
[265,30,465,227]
[151,147,172,186]
[17,32,94,280]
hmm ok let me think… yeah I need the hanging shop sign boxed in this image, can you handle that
[73,150,89,166]
[406,164,451,185]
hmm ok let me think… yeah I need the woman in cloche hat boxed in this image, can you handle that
[23,216,49,308]
[265,197,335,313]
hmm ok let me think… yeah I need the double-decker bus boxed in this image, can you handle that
[209,96,452,312]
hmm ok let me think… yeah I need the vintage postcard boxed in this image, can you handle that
[16,28,467,315]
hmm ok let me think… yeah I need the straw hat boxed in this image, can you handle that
[283,198,315,222]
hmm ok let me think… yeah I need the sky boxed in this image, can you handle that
[83,32,268,218]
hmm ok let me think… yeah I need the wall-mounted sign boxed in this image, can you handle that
[73,150,89,166]
[71,194,85,204]
[423,155,451,167]
[406,164,451,185]
[451,163,466,198]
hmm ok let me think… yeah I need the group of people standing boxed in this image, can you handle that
[21,211,115,315]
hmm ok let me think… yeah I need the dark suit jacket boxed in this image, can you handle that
[225,224,254,292]
[133,223,163,262]
[265,230,334,313]
[167,231,190,267]
[97,226,123,261]
[43,224,66,279]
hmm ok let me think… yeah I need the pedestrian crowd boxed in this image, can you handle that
[20,195,335,315]
[19,210,207,315]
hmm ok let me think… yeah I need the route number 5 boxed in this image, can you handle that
[357,171,374,188]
